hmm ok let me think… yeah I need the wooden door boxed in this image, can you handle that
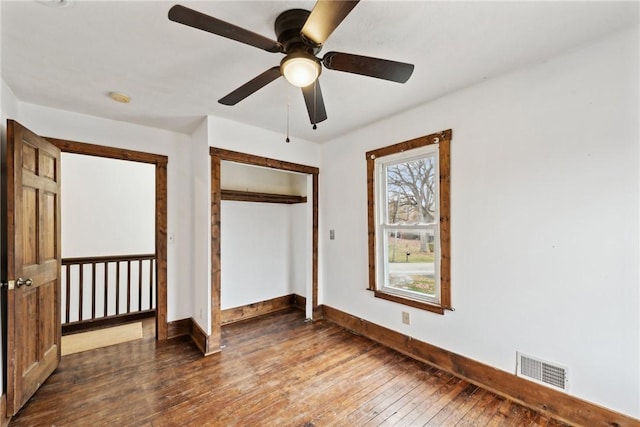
[6,120,61,415]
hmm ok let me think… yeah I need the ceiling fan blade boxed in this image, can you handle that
[168,5,282,53]
[301,0,359,46]
[218,67,282,106]
[301,81,328,125]
[322,51,414,83]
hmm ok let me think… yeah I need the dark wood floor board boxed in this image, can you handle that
[344,365,440,425]
[225,323,348,376]
[516,407,546,427]
[310,351,416,425]
[464,395,512,427]
[217,338,389,426]
[454,389,505,427]
[395,377,469,426]
[11,336,200,426]
[366,368,455,426]
[186,322,377,425]
[210,320,347,406]
[266,344,406,426]
[548,421,566,427]
[389,375,465,427]
[486,399,527,427]
[213,333,375,421]
[304,358,432,425]
[424,383,482,426]
[222,308,312,347]
[9,308,571,427]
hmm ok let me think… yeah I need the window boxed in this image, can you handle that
[366,130,451,314]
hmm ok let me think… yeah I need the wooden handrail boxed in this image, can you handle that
[62,253,155,264]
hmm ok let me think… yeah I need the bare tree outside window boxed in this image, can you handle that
[386,157,436,253]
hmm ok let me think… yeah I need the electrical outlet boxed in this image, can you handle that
[402,311,410,325]
[329,229,335,240]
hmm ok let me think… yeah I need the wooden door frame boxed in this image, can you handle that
[45,138,169,340]
[208,147,319,353]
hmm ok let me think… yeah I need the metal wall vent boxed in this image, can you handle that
[516,352,569,391]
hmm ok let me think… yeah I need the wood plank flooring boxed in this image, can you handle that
[9,309,569,426]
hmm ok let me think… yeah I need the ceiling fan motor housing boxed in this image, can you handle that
[275,9,321,55]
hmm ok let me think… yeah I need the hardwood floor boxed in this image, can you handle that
[9,309,569,426]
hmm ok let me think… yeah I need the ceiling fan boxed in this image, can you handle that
[168,1,414,127]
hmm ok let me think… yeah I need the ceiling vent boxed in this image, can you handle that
[37,0,74,8]
[516,352,569,391]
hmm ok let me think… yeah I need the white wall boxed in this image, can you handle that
[220,200,309,311]
[289,201,309,299]
[12,102,194,322]
[61,153,154,257]
[320,28,639,418]
[221,201,290,309]
[207,116,321,167]
[189,117,210,331]
[221,161,308,196]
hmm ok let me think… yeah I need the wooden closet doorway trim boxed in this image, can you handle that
[209,147,319,353]
[46,137,169,340]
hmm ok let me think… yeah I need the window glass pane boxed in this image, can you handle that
[384,228,436,298]
[386,156,436,225]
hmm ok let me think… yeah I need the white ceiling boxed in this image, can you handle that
[2,1,638,143]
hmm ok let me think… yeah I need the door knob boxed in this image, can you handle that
[16,278,33,288]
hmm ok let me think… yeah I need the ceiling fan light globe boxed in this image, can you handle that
[281,55,321,88]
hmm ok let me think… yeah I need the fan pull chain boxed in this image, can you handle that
[285,85,290,143]
[312,82,317,130]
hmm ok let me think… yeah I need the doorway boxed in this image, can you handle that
[59,153,155,353]
[47,137,169,340]
[209,147,319,353]
[220,162,310,316]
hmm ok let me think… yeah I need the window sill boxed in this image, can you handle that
[373,290,445,315]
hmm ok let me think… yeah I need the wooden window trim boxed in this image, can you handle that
[366,129,452,313]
